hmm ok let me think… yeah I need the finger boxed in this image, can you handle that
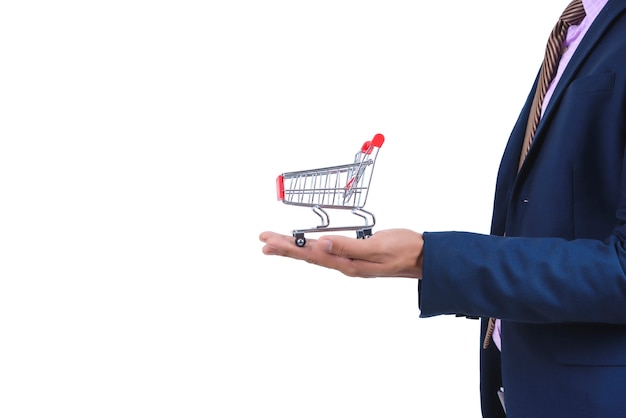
[260,232,318,259]
[259,231,291,243]
[259,231,300,252]
[318,234,382,262]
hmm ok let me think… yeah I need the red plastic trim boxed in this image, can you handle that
[360,133,385,154]
[371,133,385,147]
[276,175,285,201]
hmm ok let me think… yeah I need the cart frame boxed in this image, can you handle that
[276,133,385,247]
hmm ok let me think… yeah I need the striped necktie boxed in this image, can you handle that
[518,0,586,170]
[484,0,586,350]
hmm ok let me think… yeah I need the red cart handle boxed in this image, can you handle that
[361,133,385,154]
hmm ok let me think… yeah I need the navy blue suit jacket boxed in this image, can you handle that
[419,1,626,416]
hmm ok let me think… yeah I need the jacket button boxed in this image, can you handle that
[522,198,529,204]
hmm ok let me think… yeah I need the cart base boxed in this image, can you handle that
[293,227,373,247]
[290,206,376,247]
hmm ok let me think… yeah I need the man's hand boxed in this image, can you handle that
[259,229,424,279]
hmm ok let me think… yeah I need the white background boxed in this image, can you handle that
[1,1,568,417]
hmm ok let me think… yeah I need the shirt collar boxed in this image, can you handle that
[582,0,609,22]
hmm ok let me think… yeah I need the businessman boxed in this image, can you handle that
[260,0,626,416]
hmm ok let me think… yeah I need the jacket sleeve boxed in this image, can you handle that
[418,231,626,323]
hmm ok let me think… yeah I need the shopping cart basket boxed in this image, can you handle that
[276,133,385,247]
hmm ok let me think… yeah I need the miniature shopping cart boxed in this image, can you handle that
[276,133,385,247]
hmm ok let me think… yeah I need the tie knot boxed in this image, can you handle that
[561,0,586,26]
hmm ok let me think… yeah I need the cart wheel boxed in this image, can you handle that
[294,233,306,247]
[357,229,373,239]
